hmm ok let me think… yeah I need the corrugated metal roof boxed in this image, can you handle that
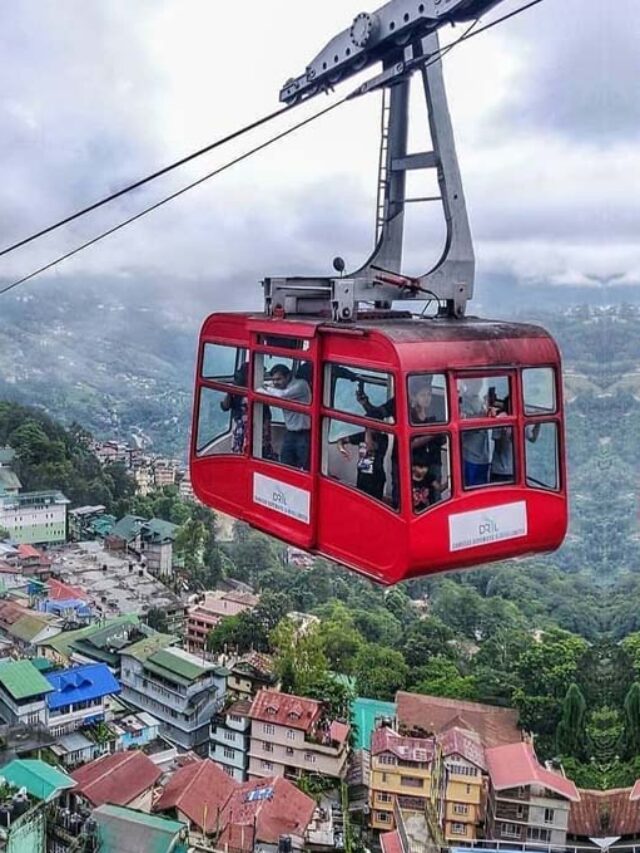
[0,659,54,699]
[95,804,187,853]
[122,633,177,662]
[148,648,210,681]
[154,759,237,833]
[351,697,396,750]
[72,750,162,807]
[109,515,145,542]
[10,612,56,643]
[46,662,121,710]
[486,741,580,802]
[43,614,139,658]
[2,758,74,802]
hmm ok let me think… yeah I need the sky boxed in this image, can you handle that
[0,0,637,316]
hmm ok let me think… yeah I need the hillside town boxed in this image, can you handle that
[0,438,637,852]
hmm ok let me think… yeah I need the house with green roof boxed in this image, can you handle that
[119,644,228,755]
[0,660,53,726]
[1,758,74,802]
[140,518,178,578]
[93,804,189,853]
[37,614,143,670]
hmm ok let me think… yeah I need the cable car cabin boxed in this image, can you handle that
[190,313,567,585]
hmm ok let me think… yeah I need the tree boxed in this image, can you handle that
[270,618,329,697]
[174,518,206,572]
[316,601,365,675]
[353,644,409,701]
[555,683,587,758]
[145,607,169,633]
[411,656,478,701]
[623,682,640,758]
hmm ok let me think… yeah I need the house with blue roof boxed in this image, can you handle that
[39,597,93,624]
[46,663,121,736]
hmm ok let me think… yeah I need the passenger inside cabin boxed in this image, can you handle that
[337,428,390,503]
[221,363,275,458]
[411,448,436,512]
[459,380,495,486]
[264,364,311,470]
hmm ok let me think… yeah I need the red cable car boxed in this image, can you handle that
[190,1,568,584]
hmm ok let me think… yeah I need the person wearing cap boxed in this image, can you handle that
[264,364,312,470]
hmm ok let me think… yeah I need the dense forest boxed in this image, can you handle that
[2,305,640,789]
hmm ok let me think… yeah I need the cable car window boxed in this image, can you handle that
[195,387,238,456]
[257,335,311,351]
[458,376,511,419]
[254,354,313,399]
[523,368,556,415]
[461,429,492,488]
[407,374,447,425]
[489,426,515,484]
[253,402,309,471]
[411,434,451,513]
[325,364,395,423]
[525,421,559,490]
[323,418,398,509]
[201,344,248,385]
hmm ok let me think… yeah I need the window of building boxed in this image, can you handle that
[263,723,275,735]
[223,746,235,759]
[544,808,555,824]
[325,364,395,423]
[304,753,317,764]
[378,754,396,766]
[261,760,273,771]
[322,417,398,509]
[523,367,556,415]
[525,421,559,490]
[263,742,273,753]
[286,729,296,740]
[223,729,235,741]
[407,374,448,424]
[286,747,294,756]
[453,803,469,815]
[451,823,467,835]
[376,812,392,824]
[527,827,551,842]
[411,434,451,512]
[377,792,393,803]
[501,823,520,839]
[400,776,423,789]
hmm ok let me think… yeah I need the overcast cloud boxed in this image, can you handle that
[0,0,637,312]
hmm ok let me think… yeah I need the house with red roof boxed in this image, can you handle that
[485,741,579,848]
[437,726,487,843]
[153,758,237,836]
[218,777,315,853]
[369,726,437,833]
[71,750,162,812]
[568,785,640,845]
[248,689,350,782]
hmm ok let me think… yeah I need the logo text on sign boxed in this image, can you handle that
[449,501,527,551]
[253,473,311,524]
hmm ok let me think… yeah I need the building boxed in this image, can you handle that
[68,505,108,540]
[568,786,640,846]
[247,689,350,782]
[154,757,238,839]
[485,741,580,847]
[45,662,121,736]
[140,518,178,577]
[396,691,521,748]
[50,731,100,768]
[0,659,53,726]
[210,698,253,780]
[351,697,396,751]
[437,726,486,843]
[369,726,437,833]
[0,490,69,545]
[185,591,259,654]
[153,459,179,488]
[0,599,62,650]
[38,613,146,669]
[218,776,316,853]
[111,711,161,752]
[92,804,189,853]
[227,651,279,700]
[119,639,228,753]
[71,750,163,810]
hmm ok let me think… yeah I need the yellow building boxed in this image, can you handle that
[369,727,439,833]
[437,727,486,843]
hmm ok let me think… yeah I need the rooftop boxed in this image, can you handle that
[249,689,322,732]
[47,577,90,602]
[569,788,640,838]
[351,697,396,751]
[485,741,580,802]
[94,804,188,853]
[372,727,435,764]
[1,758,74,802]
[0,659,54,700]
[122,632,177,662]
[218,777,315,851]
[396,691,521,748]
[46,662,121,710]
[154,758,237,833]
[72,749,162,807]
[41,614,140,659]
[437,725,487,771]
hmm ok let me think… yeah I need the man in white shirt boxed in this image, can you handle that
[265,364,312,470]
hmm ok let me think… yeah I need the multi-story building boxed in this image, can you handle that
[119,637,228,754]
[0,659,53,726]
[210,698,252,780]
[437,726,486,843]
[153,459,178,488]
[226,651,278,701]
[140,518,178,577]
[0,490,69,545]
[485,741,580,847]
[369,726,437,833]
[185,591,258,654]
[247,689,350,782]
[45,662,121,736]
